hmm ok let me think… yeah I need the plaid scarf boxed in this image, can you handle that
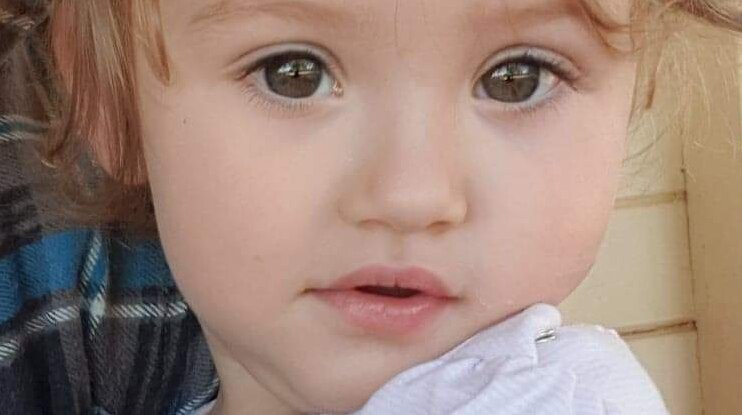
[1,3,219,414]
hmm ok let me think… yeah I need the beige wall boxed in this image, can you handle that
[559,27,741,415]
[560,101,702,414]
[684,35,742,415]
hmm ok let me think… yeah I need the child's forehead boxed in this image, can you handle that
[180,0,627,35]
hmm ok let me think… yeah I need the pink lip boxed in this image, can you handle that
[310,265,456,335]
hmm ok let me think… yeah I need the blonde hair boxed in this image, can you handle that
[42,0,742,238]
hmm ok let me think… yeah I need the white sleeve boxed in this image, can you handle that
[342,305,668,415]
[536,325,669,415]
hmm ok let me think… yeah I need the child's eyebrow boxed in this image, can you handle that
[188,0,348,33]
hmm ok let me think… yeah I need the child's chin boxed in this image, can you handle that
[287,359,411,413]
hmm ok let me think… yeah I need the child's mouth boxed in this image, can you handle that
[354,285,422,298]
[310,265,456,336]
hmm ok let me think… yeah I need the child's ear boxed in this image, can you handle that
[50,2,147,186]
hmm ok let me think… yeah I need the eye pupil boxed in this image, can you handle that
[482,62,540,103]
[265,55,323,98]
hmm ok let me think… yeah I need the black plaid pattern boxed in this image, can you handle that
[1,3,220,413]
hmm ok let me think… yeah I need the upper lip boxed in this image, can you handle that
[318,264,456,299]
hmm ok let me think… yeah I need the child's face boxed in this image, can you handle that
[136,0,636,412]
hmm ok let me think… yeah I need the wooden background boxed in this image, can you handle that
[559,28,741,415]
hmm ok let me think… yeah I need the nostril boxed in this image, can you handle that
[355,285,421,298]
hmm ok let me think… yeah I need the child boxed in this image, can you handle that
[0,0,740,414]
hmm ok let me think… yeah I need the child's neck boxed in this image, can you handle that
[209,392,301,415]
[206,334,303,415]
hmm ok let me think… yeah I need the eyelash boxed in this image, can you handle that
[241,83,315,117]
[238,48,341,117]
[237,47,582,117]
[472,48,582,117]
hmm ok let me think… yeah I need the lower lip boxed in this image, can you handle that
[311,289,451,335]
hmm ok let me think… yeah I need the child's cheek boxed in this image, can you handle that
[462,67,635,315]
[138,87,319,319]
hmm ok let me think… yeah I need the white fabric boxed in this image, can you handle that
[334,303,669,415]
[192,304,669,415]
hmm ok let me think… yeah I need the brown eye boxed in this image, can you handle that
[264,53,325,98]
[480,62,541,103]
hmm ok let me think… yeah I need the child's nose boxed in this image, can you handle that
[338,94,469,235]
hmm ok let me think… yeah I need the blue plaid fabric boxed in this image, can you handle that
[1,3,219,411]
[1,116,218,414]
